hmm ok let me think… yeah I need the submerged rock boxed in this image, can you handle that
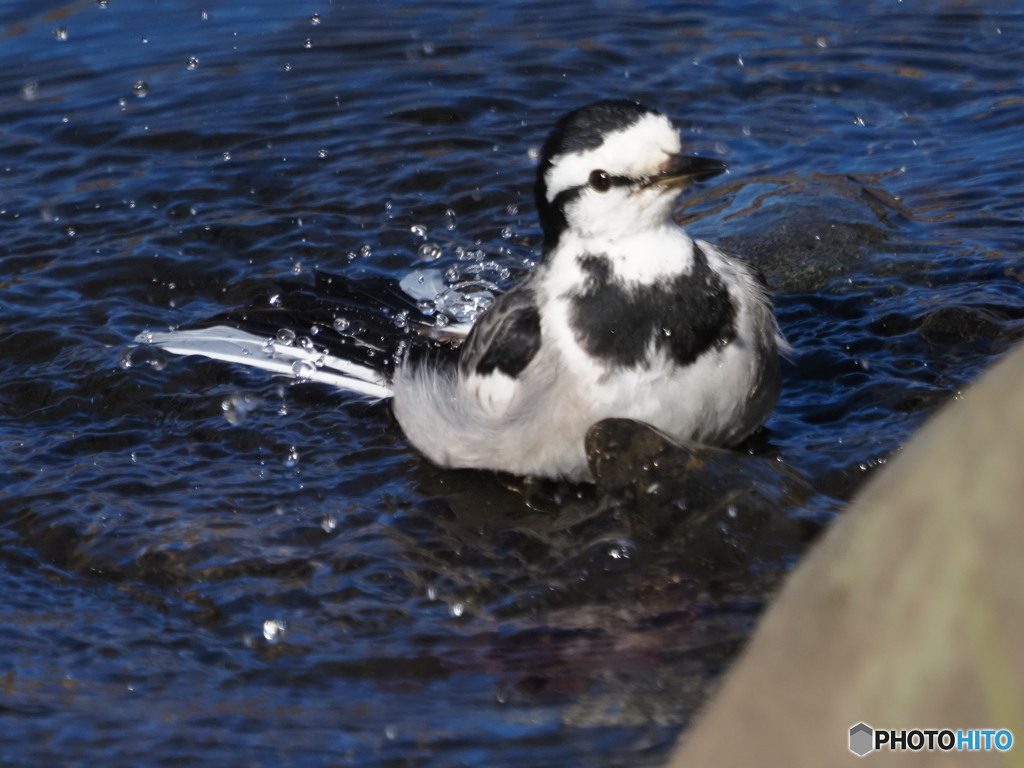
[585,419,828,577]
[918,304,1006,345]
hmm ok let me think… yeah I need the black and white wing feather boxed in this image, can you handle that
[458,281,542,381]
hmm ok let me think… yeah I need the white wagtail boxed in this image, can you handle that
[140,100,787,481]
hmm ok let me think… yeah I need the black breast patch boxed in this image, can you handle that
[567,244,737,369]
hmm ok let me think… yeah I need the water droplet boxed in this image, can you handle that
[449,602,465,617]
[65,226,76,237]
[53,27,69,41]
[309,13,321,25]
[320,515,337,533]
[417,242,442,260]
[297,336,315,352]
[426,585,438,601]
[444,208,457,230]
[434,314,450,329]
[410,224,427,239]
[393,339,409,364]
[263,618,286,642]
[500,226,513,240]
[95,0,109,7]
[132,80,149,98]
[384,724,398,740]
[21,81,39,101]
[291,359,315,380]
[283,62,292,72]
[291,261,303,275]
[200,8,208,21]
[283,446,300,467]
[221,392,261,426]
[393,311,409,330]
[275,328,296,346]
[358,244,372,258]
[222,151,231,161]
[332,316,350,332]
[303,38,313,49]
[185,56,199,70]
[120,344,167,371]
[316,148,327,159]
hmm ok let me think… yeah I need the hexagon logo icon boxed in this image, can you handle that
[849,722,874,757]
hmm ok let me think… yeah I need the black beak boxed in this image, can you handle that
[651,154,727,188]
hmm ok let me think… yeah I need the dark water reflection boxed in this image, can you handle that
[3,1,1024,765]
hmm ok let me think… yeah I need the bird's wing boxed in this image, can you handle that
[456,281,543,415]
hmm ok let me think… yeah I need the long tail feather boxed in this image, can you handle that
[135,270,478,400]
[138,325,394,399]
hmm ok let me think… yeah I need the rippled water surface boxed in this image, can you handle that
[3,1,1024,765]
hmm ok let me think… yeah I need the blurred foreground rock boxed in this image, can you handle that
[666,343,1024,767]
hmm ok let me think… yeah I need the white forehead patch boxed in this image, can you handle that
[544,112,682,201]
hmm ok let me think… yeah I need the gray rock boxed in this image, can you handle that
[665,342,1024,767]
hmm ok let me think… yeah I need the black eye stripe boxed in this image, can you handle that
[550,173,636,214]
[589,169,634,192]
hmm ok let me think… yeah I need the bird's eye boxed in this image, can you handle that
[589,169,611,192]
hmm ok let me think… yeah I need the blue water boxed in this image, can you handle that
[2,1,1023,765]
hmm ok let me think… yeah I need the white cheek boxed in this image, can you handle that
[565,186,672,238]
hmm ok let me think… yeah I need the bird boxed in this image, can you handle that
[139,100,787,482]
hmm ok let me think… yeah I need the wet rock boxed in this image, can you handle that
[716,173,898,294]
[666,342,1024,767]
[919,304,1004,345]
[585,419,827,577]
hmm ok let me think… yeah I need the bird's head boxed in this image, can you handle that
[534,100,726,247]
